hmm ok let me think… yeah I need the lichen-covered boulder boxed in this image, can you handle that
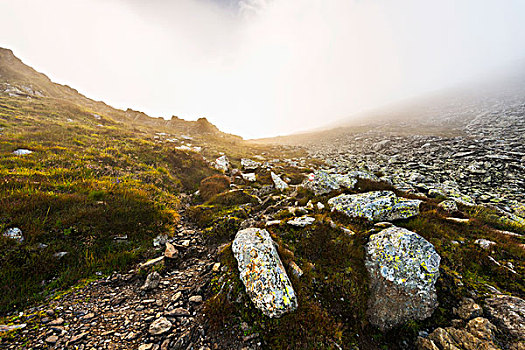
[303,170,358,195]
[328,191,421,222]
[366,226,441,330]
[232,228,298,318]
[271,172,289,191]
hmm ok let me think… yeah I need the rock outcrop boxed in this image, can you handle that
[365,226,440,330]
[232,228,298,318]
[328,191,422,222]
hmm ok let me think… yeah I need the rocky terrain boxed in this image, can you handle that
[1,48,525,349]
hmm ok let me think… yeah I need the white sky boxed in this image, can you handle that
[1,0,525,138]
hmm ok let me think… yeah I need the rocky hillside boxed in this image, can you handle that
[1,49,524,350]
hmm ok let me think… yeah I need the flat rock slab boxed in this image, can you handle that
[328,190,421,222]
[232,228,297,318]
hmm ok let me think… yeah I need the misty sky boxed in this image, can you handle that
[1,0,525,138]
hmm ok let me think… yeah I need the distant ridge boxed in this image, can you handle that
[0,47,240,140]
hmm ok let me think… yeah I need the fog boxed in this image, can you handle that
[1,0,525,138]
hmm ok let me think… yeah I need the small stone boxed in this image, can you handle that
[288,261,303,278]
[171,291,182,302]
[287,216,315,227]
[149,317,172,335]
[189,295,203,303]
[165,308,190,317]
[454,298,483,320]
[164,242,178,259]
[48,317,64,326]
[13,149,33,156]
[475,239,496,250]
[446,217,470,224]
[3,227,24,243]
[139,344,154,350]
[212,262,221,272]
[45,335,59,344]
[141,271,161,290]
[70,332,87,343]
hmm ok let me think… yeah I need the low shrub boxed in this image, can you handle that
[199,175,230,201]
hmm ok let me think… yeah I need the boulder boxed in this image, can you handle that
[271,172,289,191]
[328,191,421,222]
[213,155,230,172]
[241,158,261,171]
[365,226,440,330]
[302,170,358,196]
[232,228,298,318]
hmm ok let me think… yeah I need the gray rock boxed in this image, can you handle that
[214,155,230,172]
[241,158,261,170]
[53,252,68,258]
[474,239,496,250]
[303,170,358,196]
[141,271,161,290]
[241,172,257,182]
[366,226,440,330]
[438,200,458,213]
[3,227,24,242]
[328,191,421,222]
[287,216,315,227]
[13,149,33,156]
[271,172,289,191]
[232,228,298,318]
